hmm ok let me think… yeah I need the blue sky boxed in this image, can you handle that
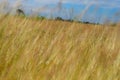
[1,0,120,23]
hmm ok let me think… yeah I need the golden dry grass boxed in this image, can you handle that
[0,15,120,80]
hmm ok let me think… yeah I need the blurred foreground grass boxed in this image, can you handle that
[0,15,120,80]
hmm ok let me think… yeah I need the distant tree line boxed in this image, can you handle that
[15,9,99,24]
[55,16,99,25]
[15,9,102,25]
[12,9,117,26]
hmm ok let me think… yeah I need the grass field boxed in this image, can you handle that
[0,15,120,80]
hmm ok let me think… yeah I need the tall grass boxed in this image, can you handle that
[0,15,120,80]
